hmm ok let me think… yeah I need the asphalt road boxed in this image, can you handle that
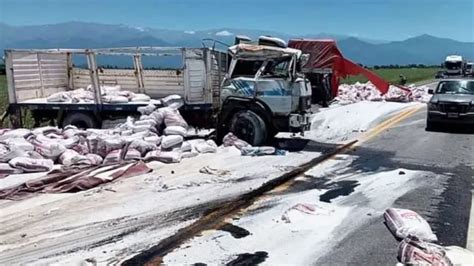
[316,105,474,264]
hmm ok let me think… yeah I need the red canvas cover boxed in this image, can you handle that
[288,39,394,96]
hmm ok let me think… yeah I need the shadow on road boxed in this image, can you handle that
[272,137,339,152]
[426,124,474,134]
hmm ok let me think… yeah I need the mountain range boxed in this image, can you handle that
[1,22,473,66]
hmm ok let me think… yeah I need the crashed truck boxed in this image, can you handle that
[3,37,312,146]
[288,39,394,105]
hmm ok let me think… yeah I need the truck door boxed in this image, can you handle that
[184,49,207,104]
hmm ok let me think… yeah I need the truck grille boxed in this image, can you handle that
[438,103,470,113]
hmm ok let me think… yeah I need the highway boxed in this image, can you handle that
[161,83,474,264]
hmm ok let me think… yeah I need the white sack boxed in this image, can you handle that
[181,149,199,159]
[124,148,141,161]
[86,154,103,165]
[131,93,151,102]
[161,135,184,149]
[1,137,34,152]
[158,107,188,128]
[9,157,54,173]
[180,141,192,152]
[162,94,184,109]
[192,139,218,154]
[59,149,91,167]
[164,126,187,137]
[103,149,122,165]
[47,92,72,103]
[102,95,129,103]
[0,163,23,174]
[144,150,181,163]
[137,104,156,115]
[0,128,32,140]
[31,137,67,160]
[129,139,157,156]
[384,208,437,242]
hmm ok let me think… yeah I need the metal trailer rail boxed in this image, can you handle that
[3,46,229,128]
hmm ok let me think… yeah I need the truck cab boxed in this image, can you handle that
[217,42,312,146]
[444,55,465,76]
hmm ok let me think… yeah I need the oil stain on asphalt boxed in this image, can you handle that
[218,223,250,239]
[226,251,268,265]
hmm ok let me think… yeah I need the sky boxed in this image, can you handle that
[0,0,473,42]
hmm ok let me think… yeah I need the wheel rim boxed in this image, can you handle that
[233,117,255,144]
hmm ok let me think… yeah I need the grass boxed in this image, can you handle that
[0,75,35,128]
[0,75,8,116]
[342,67,440,85]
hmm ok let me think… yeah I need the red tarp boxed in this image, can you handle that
[288,39,393,96]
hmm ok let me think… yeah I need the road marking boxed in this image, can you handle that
[124,104,425,264]
[467,192,474,251]
[355,105,423,147]
[246,105,424,211]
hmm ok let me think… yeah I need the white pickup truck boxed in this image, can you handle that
[4,37,312,145]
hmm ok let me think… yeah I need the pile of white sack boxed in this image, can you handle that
[0,95,218,174]
[47,84,152,104]
[384,208,474,265]
[335,82,431,105]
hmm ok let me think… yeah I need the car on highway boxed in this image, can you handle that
[427,79,474,129]
[435,71,445,79]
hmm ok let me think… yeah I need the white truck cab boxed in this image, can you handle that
[217,42,312,145]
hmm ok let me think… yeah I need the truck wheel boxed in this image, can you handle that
[229,110,267,146]
[61,112,98,129]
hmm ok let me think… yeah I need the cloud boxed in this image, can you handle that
[215,30,233,36]
[184,30,195,34]
[135,26,146,32]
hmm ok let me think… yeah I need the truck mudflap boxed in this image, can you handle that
[289,113,311,132]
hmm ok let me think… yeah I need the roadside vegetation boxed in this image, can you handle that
[343,67,440,85]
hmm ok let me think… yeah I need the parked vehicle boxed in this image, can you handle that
[3,39,312,146]
[444,55,465,76]
[464,62,473,77]
[426,79,474,129]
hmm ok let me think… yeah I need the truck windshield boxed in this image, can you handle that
[260,57,292,78]
[436,80,474,94]
[232,60,264,77]
[445,61,462,69]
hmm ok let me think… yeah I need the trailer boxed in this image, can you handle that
[3,47,228,128]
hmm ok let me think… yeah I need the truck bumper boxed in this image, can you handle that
[428,111,474,125]
[289,113,312,131]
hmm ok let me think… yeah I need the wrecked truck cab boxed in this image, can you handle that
[217,43,312,146]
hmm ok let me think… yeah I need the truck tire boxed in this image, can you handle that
[61,112,98,129]
[229,110,267,146]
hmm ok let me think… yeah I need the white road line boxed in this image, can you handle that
[467,190,474,251]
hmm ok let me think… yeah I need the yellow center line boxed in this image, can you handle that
[201,104,424,235]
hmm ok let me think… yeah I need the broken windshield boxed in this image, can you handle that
[232,57,291,79]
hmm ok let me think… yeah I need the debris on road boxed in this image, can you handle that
[281,203,335,224]
[384,208,438,242]
[199,166,231,176]
[398,235,451,266]
[336,82,431,104]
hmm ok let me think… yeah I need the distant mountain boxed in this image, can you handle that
[1,22,472,66]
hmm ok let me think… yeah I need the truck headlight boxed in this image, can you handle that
[428,103,438,110]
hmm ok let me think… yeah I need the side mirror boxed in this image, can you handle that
[428,89,434,94]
